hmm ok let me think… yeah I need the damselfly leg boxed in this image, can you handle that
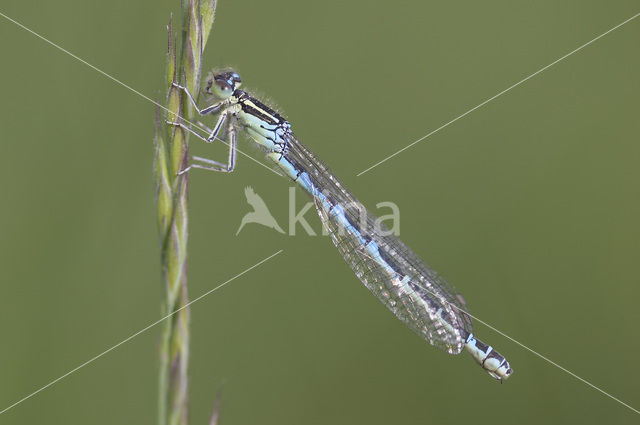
[172,82,227,116]
[166,111,237,174]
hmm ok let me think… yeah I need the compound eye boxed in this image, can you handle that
[215,80,233,93]
[204,69,242,98]
[205,76,234,99]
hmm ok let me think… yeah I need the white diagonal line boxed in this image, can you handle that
[1,5,638,417]
[351,247,638,414]
[356,11,640,177]
[0,250,283,416]
[0,10,282,178]
[466,312,639,414]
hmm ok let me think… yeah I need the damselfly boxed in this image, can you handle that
[167,70,513,381]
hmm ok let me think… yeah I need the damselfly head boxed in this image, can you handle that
[205,69,242,99]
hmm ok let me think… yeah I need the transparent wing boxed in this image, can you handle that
[284,135,473,354]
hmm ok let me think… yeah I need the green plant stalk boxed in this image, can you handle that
[155,1,216,425]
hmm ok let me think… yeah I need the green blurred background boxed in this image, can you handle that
[1,1,639,423]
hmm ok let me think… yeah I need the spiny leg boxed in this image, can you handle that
[165,110,227,144]
[166,119,212,144]
[177,157,229,175]
[206,110,229,143]
[220,121,237,173]
[197,120,232,151]
[169,116,238,175]
[172,82,226,115]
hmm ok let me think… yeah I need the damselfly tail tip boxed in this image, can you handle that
[464,333,513,382]
[492,364,513,383]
